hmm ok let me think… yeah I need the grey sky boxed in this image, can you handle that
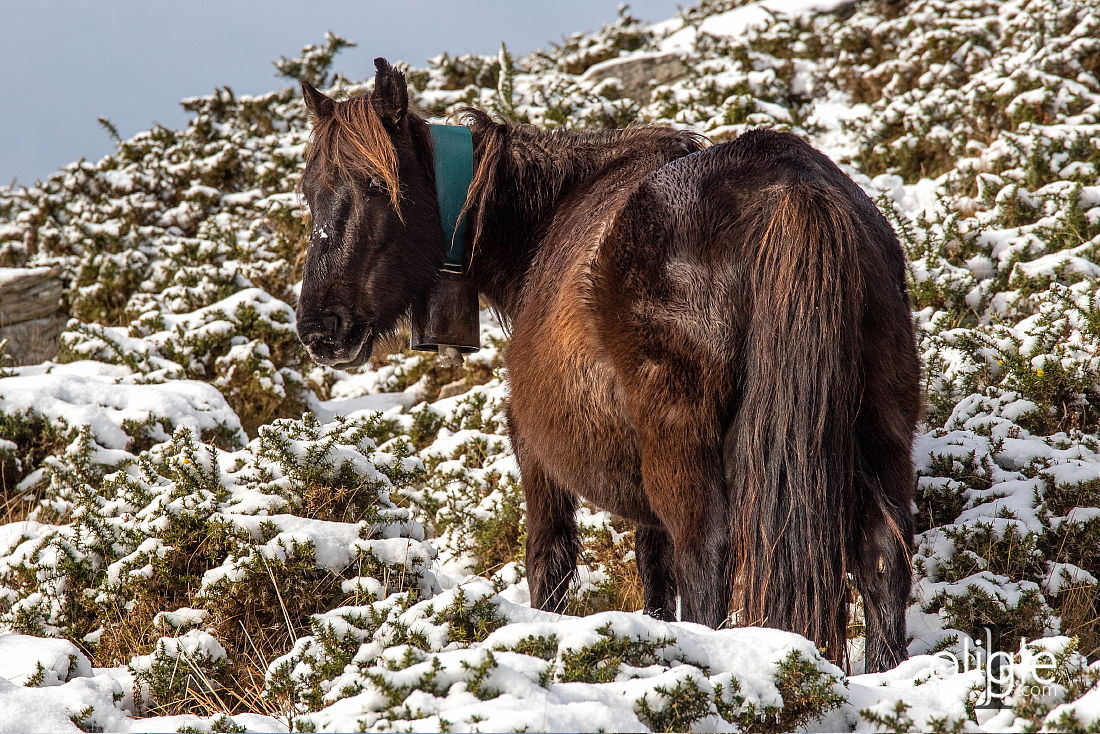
[0,1,684,187]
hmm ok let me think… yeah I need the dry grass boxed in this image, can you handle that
[570,519,646,616]
[1,414,68,517]
[1057,582,1100,661]
[300,479,381,525]
[0,481,39,525]
[89,549,347,722]
[95,596,165,668]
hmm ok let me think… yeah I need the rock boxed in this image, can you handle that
[438,379,470,400]
[0,314,67,366]
[582,52,691,103]
[0,266,65,366]
[0,266,62,323]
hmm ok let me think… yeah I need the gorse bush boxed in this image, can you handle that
[0,415,435,719]
[2,0,1100,730]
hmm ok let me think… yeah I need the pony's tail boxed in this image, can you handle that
[726,183,864,668]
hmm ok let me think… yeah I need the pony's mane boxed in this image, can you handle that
[305,99,707,249]
[304,93,402,211]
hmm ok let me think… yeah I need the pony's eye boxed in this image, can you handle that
[365,178,386,196]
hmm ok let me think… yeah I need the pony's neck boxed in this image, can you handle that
[460,116,701,317]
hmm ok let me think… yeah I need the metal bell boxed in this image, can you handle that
[409,270,481,364]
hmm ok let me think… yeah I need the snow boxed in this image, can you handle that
[2,0,1100,730]
[1043,562,1099,595]
[313,391,414,423]
[1047,686,1100,731]
[0,633,92,686]
[0,676,127,734]
[658,0,853,52]
[0,265,54,285]
[303,599,845,732]
[0,661,286,733]
[219,513,366,571]
[151,607,209,631]
[0,372,244,449]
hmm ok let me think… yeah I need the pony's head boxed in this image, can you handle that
[296,58,444,368]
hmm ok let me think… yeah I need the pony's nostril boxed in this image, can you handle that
[320,312,343,336]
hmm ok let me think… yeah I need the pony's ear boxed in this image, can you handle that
[302,80,335,120]
[371,57,408,126]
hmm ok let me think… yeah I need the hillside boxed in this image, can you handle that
[2,0,1100,730]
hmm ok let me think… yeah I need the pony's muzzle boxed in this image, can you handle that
[297,310,370,367]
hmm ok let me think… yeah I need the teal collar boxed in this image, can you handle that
[429,124,474,274]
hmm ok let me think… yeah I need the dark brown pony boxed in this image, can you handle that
[295,59,920,673]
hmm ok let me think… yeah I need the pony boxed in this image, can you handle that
[295,58,921,673]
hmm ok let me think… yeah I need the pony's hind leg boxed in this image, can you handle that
[853,301,919,673]
[636,408,729,627]
[853,446,915,673]
[636,524,677,621]
[521,457,581,614]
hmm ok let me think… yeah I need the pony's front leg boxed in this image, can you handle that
[636,524,677,621]
[520,456,581,614]
[637,417,730,628]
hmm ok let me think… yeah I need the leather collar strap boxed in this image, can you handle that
[429,124,474,274]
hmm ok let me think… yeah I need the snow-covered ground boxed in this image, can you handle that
[2,0,1099,730]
